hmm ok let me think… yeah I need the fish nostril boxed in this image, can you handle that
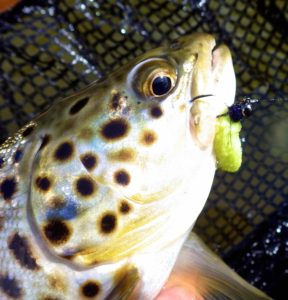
[212,43,220,53]
[170,39,181,49]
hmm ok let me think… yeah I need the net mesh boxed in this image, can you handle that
[0,0,287,296]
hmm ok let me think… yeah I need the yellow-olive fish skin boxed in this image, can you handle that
[0,33,269,300]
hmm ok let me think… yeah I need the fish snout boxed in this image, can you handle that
[189,39,236,149]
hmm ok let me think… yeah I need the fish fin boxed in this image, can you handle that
[105,265,140,300]
[168,232,271,300]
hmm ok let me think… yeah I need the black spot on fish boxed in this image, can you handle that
[119,201,131,214]
[0,274,22,298]
[114,170,130,186]
[60,253,75,261]
[39,135,51,150]
[75,176,95,197]
[8,233,39,270]
[140,130,157,146]
[22,125,35,137]
[101,118,129,140]
[69,97,89,115]
[54,142,74,161]
[150,106,163,118]
[0,156,4,169]
[43,219,71,245]
[111,92,122,110]
[13,149,23,163]
[81,280,100,298]
[80,153,98,171]
[35,176,51,192]
[0,177,17,201]
[46,196,65,209]
[100,213,117,234]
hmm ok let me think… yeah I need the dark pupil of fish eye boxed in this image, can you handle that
[152,76,172,96]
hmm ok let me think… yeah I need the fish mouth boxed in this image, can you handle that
[189,41,236,149]
[188,45,221,103]
[189,43,232,103]
[210,43,236,110]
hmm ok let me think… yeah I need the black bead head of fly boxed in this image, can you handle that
[218,97,258,122]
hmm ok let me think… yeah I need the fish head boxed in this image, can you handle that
[28,33,236,267]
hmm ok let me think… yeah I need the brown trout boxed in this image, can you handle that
[0,33,270,300]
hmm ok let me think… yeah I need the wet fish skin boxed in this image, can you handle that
[0,33,268,300]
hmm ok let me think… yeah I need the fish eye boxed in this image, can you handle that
[151,74,173,96]
[146,69,176,99]
[133,59,177,99]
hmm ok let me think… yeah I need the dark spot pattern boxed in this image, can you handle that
[8,233,39,270]
[46,196,65,209]
[60,253,75,261]
[39,135,51,150]
[114,170,130,186]
[35,176,51,192]
[69,97,89,115]
[119,201,131,214]
[43,219,71,245]
[0,156,4,169]
[108,148,135,162]
[0,177,17,201]
[80,153,97,171]
[13,149,23,163]
[47,272,67,292]
[101,118,129,140]
[0,274,22,298]
[81,280,100,298]
[76,176,95,197]
[111,92,121,110]
[150,106,163,118]
[0,216,4,231]
[54,142,74,161]
[46,201,77,221]
[22,125,35,137]
[100,213,117,234]
[141,130,157,146]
